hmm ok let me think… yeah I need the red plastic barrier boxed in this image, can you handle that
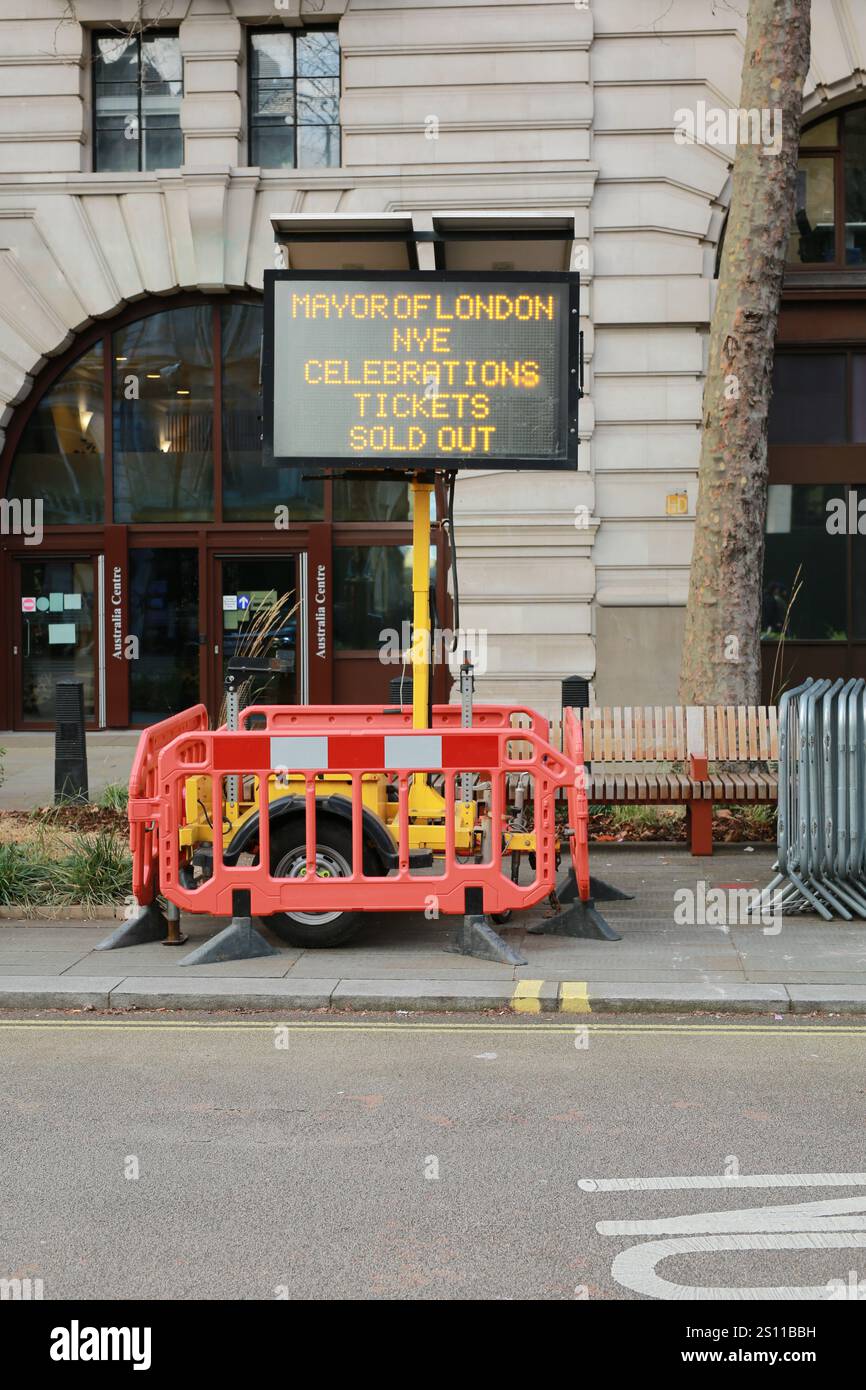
[128,704,209,904]
[239,702,550,742]
[563,706,591,903]
[152,716,571,920]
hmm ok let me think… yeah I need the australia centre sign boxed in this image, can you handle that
[263,271,580,470]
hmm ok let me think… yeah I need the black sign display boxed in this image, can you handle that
[263,271,580,470]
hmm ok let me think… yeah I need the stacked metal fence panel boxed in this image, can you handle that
[760,677,866,921]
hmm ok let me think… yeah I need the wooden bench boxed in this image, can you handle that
[579,705,779,855]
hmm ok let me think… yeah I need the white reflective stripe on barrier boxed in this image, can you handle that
[383,734,442,768]
[270,736,328,770]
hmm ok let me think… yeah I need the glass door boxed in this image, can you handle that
[16,557,97,726]
[215,555,300,715]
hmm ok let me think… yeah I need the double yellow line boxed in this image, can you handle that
[0,1018,864,1036]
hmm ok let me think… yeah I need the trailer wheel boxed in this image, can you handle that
[265,822,366,948]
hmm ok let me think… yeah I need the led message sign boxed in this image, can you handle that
[264,272,579,470]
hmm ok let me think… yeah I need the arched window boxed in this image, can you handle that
[3,296,324,523]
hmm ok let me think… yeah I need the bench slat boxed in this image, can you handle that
[747,707,759,760]
[705,706,716,760]
[726,706,737,761]
[737,706,749,762]
[674,706,685,760]
[758,706,770,760]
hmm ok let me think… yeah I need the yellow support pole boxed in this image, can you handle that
[410,478,433,731]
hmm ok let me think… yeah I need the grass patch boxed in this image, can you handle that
[97,783,129,813]
[0,842,52,906]
[0,828,131,907]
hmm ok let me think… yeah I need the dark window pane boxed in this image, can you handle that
[250,32,294,80]
[141,34,182,86]
[297,123,340,167]
[19,559,95,723]
[250,123,295,168]
[853,525,866,639]
[763,484,847,640]
[94,81,139,119]
[129,549,199,722]
[297,30,340,78]
[141,118,182,171]
[334,545,435,651]
[853,355,866,444]
[844,106,866,266]
[221,303,323,521]
[333,479,411,522]
[787,157,836,263]
[251,81,295,119]
[800,115,839,148]
[95,124,140,173]
[6,341,104,523]
[297,78,339,124]
[113,306,214,523]
[94,34,138,85]
[769,354,846,444]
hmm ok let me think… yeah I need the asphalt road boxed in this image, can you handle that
[2,1012,866,1301]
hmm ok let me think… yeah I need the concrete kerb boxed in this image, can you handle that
[1,977,865,1014]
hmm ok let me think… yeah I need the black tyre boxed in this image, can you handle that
[264,820,368,948]
[490,910,512,925]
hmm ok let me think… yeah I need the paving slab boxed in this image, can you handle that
[61,956,298,979]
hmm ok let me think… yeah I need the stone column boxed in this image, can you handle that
[179,0,243,167]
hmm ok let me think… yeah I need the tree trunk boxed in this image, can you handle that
[679,0,811,706]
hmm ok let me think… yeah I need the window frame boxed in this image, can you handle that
[91,27,183,174]
[246,25,341,171]
[787,104,866,272]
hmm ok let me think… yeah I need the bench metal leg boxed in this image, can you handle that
[686,800,713,856]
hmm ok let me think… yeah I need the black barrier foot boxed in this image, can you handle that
[527,898,621,942]
[555,867,633,904]
[528,878,622,941]
[95,900,168,950]
[178,915,278,966]
[590,876,634,902]
[446,913,527,966]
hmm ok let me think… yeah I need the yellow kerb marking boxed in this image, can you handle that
[512,979,544,1014]
[560,981,591,1014]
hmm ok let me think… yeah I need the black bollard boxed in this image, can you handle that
[54,680,88,804]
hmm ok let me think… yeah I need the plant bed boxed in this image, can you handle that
[0,797,131,910]
[588,804,776,844]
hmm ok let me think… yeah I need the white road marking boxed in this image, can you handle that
[580,1172,866,1192]
[584,1173,866,1300]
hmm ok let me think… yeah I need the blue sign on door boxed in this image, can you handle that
[237,594,252,612]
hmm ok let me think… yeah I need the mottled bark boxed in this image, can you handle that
[679,0,811,705]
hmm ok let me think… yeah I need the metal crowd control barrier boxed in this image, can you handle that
[760,677,866,921]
